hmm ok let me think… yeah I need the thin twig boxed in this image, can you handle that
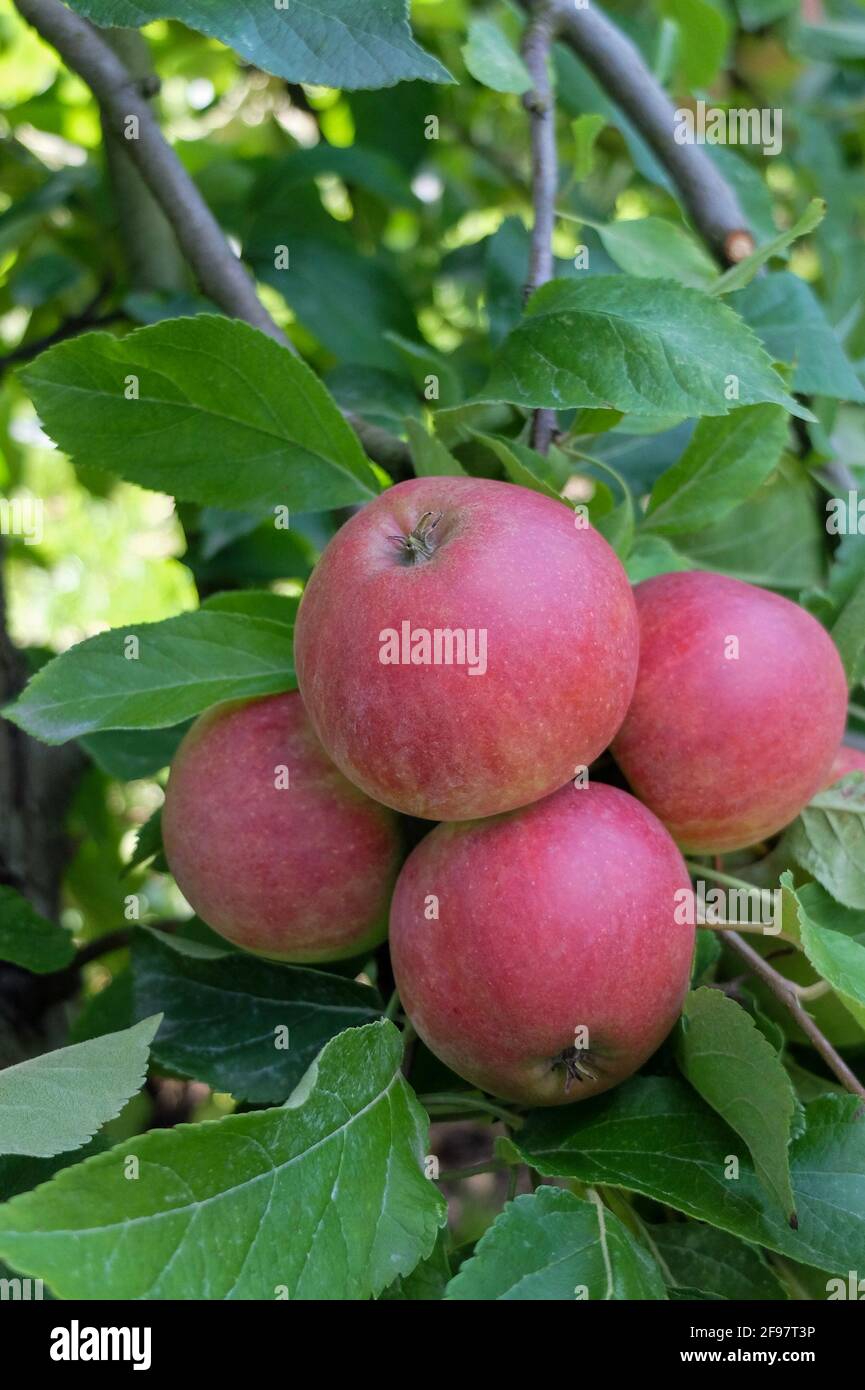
[726,931,865,1100]
[519,0,754,265]
[521,2,559,454]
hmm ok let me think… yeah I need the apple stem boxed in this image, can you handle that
[388,510,443,564]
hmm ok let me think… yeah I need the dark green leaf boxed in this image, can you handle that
[0,888,74,974]
[132,929,383,1103]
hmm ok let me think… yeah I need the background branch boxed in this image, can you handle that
[521,1,559,454]
[100,27,189,295]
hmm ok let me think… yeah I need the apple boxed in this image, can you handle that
[825,742,865,787]
[389,782,694,1106]
[612,571,848,854]
[162,691,402,962]
[294,476,639,820]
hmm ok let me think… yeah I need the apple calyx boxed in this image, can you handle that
[389,510,444,565]
[552,1045,600,1092]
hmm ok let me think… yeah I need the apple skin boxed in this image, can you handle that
[389,782,694,1106]
[825,742,865,786]
[612,571,848,854]
[294,476,639,821]
[162,691,402,962]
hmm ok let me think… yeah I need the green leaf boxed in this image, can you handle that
[405,418,466,477]
[19,316,381,513]
[785,779,865,910]
[677,989,798,1220]
[380,1229,451,1300]
[712,200,826,296]
[644,404,788,534]
[0,1021,446,1300]
[649,1224,787,1300]
[462,17,532,94]
[683,458,824,590]
[249,237,418,374]
[831,573,865,687]
[81,724,188,780]
[0,1017,160,1159]
[792,20,865,61]
[625,534,694,584]
[571,114,605,180]
[133,929,383,1103]
[483,277,809,420]
[514,1078,865,1275]
[5,611,296,745]
[0,888,74,974]
[783,874,865,1030]
[729,274,865,403]
[200,589,298,629]
[590,218,719,290]
[63,0,451,89]
[447,1188,667,1300]
[125,806,164,875]
[662,0,730,88]
[475,433,564,500]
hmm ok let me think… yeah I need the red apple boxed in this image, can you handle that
[390,782,694,1106]
[825,742,865,787]
[612,571,848,853]
[294,476,639,820]
[162,691,402,962]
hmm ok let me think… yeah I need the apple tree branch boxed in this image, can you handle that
[521,1,560,454]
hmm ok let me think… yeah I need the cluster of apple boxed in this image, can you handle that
[163,477,851,1106]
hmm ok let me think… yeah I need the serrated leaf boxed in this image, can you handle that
[133,929,383,1103]
[644,404,788,534]
[0,1016,160,1158]
[649,1224,787,1300]
[0,1021,446,1300]
[783,873,865,1030]
[20,316,381,514]
[462,17,532,94]
[446,1187,667,1300]
[785,778,865,909]
[0,887,74,974]
[64,0,451,89]
[678,988,797,1220]
[729,273,865,403]
[712,200,826,296]
[447,1184,664,1301]
[126,806,164,875]
[5,611,295,745]
[482,277,809,420]
[514,1078,865,1275]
